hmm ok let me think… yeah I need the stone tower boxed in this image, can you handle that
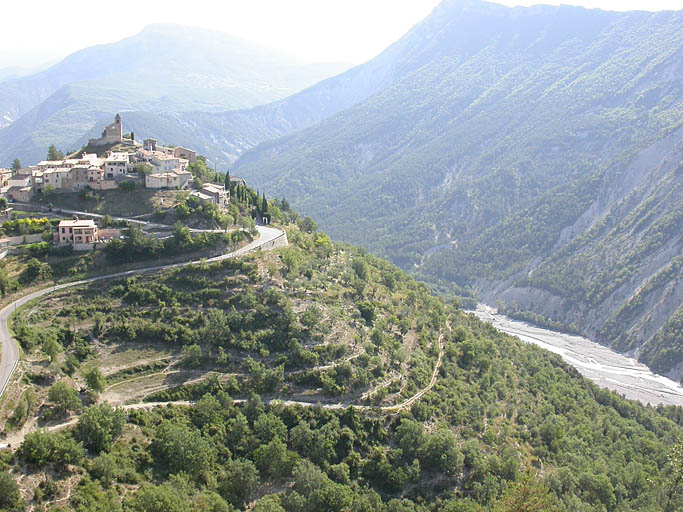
[88,114,124,147]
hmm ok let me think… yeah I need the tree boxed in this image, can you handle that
[0,197,8,210]
[0,472,24,511]
[254,438,294,478]
[43,183,56,199]
[352,258,369,281]
[77,404,126,453]
[176,201,190,218]
[119,181,135,192]
[192,393,223,430]
[0,267,9,296]
[357,302,375,325]
[47,144,64,161]
[181,344,202,367]
[20,431,82,466]
[70,477,121,511]
[420,428,463,476]
[150,421,216,478]
[134,163,154,174]
[298,216,317,233]
[252,495,285,512]
[495,474,561,512]
[224,171,231,189]
[48,381,81,416]
[90,453,119,486]
[130,483,186,512]
[172,222,192,249]
[11,158,21,171]
[253,413,288,443]
[20,258,52,284]
[665,435,683,512]
[218,458,259,507]
[84,368,106,394]
[42,338,63,363]
[395,419,425,461]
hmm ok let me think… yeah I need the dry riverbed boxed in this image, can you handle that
[471,304,683,407]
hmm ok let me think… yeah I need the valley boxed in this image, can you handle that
[2,215,681,511]
[231,0,683,381]
[0,1,682,510]
[471,305,683,407]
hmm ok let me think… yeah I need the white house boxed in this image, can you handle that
[190,182,229,208]
[145,170,193,190]
[104,152,132,178]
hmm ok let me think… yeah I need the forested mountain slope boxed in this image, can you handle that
[234,0,683,375]
[0,24,346,166]
[1,218,682,511]
[436,127,683,378]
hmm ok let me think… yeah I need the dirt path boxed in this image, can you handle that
[382,327,446,413]
[2,325,447,449]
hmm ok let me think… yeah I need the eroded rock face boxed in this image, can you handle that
[479,127,683,376]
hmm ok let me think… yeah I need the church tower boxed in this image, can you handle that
[114,113,122,139]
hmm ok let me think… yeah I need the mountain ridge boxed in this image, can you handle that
[231,0,683,376]
[0,24,348,165]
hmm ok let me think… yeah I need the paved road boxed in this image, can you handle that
[0,225,285,402]
[47,206,230,233]
[15,203,230,233]
[471,304,683,406]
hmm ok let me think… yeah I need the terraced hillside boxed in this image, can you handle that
[1,219,682,511]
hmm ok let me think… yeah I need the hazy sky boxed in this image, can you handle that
[1,0,681,69]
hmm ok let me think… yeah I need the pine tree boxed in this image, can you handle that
[225,171,231,190]
[47,144,63,161]
[262,193,268,213]
[11,158,21,171]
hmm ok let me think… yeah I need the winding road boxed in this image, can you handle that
[0,219,450,448]
[0,225,286,402]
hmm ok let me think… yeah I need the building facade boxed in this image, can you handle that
[88,114,123,147]
[55,218,98,251]
[145,170,193,189]
[190,182,229,208]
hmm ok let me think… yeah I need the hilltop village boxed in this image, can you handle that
[0,114,236,251]
[1,114,227,205]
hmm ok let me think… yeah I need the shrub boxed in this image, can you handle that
[76,404,126,453]
[0,471,24,511]
[20,431,83,467]
[47,381,81,416]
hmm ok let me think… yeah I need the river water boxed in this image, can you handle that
[470,305,683,407]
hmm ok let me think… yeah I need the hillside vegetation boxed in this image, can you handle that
[232,0,683,375]
[1,217,683,511]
